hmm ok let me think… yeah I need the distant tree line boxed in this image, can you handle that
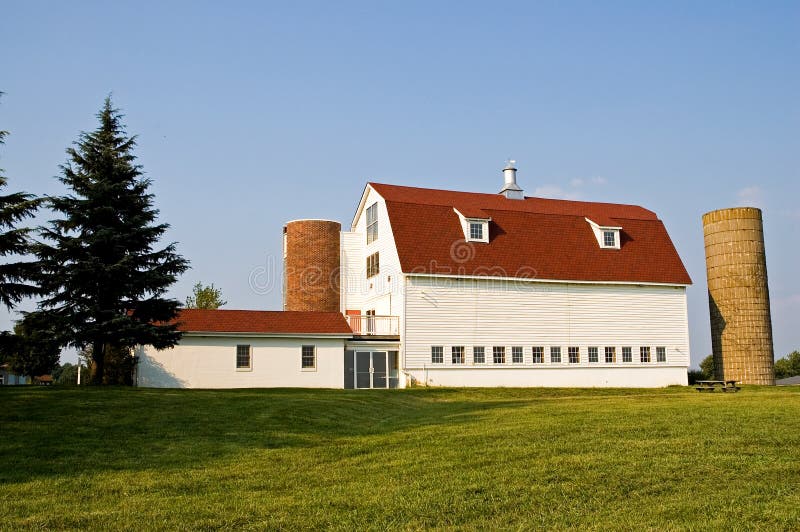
[774,351,800,380]
[689,351,800,384]
[0,94,190,384]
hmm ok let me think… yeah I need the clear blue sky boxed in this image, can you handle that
[2,1,798,366]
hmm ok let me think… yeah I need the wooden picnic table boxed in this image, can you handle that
[695,380,741,392]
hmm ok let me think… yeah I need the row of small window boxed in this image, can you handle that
[430,346,667,364]
[236,344,317,370]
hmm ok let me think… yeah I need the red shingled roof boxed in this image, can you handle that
[175,309,352,335]
[370,183,691,285]
[454,206,491,219]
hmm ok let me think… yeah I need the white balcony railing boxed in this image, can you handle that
[346,315,400,336]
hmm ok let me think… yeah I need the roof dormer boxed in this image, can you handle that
[586,218,621,249]
[454,208,490,243]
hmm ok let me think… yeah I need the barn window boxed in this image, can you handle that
[640,347,651,363]
[532,346,544,364]
[550,346,561,363]
[605,347,616,363]
[366,252,380,278]
[451,346,465,364]
[366,203,378,244]
[588,347,599,363]
[236,344,252,370]
[459,213,489,243]
[568,347,580,364]
[431,346,444,364]
[302,345,316,369]
[469,222,483,240]
[493,346,505,364]
[512,346,523,364]
[656,347,667,363]
[622,347,632,363]
[473,346,485,364]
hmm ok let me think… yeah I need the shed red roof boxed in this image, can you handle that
[174,309,352,335]
[370,182,691,285]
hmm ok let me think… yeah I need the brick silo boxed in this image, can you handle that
[702,207,774,385]
[283,219,341,312]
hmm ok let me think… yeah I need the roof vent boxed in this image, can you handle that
[499,160,524,199]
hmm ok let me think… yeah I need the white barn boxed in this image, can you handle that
[138,165,692,388]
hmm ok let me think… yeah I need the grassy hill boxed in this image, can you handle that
[1,386,799,529]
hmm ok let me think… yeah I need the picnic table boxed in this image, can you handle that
[695,380,740,392]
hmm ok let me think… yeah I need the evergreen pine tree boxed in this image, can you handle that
[33,97,189,384]
[0,92,41,309]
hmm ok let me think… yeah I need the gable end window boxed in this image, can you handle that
[302,345,316,369]
[236,344,252,370]
[366,252,380,278]
[366,203,378,244]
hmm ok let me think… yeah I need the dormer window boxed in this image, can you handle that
[465,219,489,243]
[469,222,484,240]
[586,218,621,249]
[454,208,490,243]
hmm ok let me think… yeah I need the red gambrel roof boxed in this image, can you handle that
[370,182,692,285]
[175,309,352,335]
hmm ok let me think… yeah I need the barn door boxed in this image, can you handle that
[355,351,372,389]
[353,351,389,389]
[372,351,387,388]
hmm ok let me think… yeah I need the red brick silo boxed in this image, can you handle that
[283,219,341,312]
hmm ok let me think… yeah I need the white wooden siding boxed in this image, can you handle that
[345,186,405,319]
[403,276,689,386]
[137,336,346,389]
[410,366,688,388]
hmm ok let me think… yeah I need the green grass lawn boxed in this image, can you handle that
[1,386,799,530]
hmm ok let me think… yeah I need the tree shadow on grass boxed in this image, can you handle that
[0,387,535,483]
[2,385,757,484]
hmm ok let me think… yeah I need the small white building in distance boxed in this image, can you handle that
[137,163,692,388]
